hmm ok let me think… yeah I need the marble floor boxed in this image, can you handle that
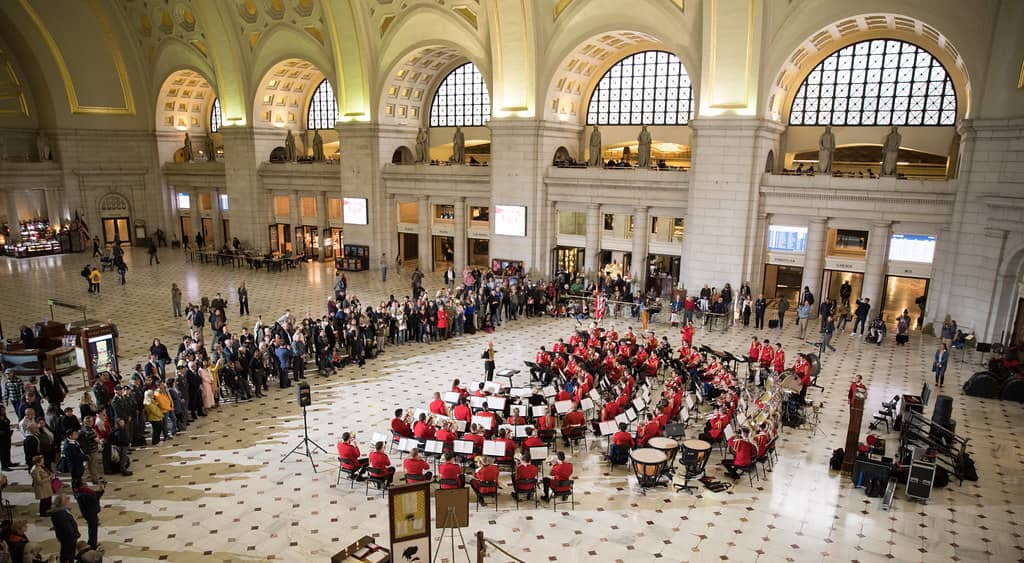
[0,248,1021,563]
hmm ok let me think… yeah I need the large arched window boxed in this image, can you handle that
[429,62,490,127]
[210,97,223,132]
[789,39,957,126]
[586,50,694,126]
[307,79,340,130]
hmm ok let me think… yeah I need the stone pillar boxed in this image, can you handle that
[800,218,828,309]
[211,189,223,248]
[317,191,329,259]
[861,222,892,313]
[749,212,771,295]
[453,196,466,273]
[584,203,601,277]
[631,206,650,289]
[44,189,63,230]
[5,191,21,243]
[218,127,263,249]
[417,195,432,271]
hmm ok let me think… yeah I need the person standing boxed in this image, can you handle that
[237,282,250,317]
[797,300,812,339]
[0,406,15,470]
[775,295,789,328]
[147,238,159,265]
[481,341,496,382]
[50,494,80,563]
[379,253,388,283]
[88,268,101,294]
[822,314,837,352]
[851,298,871,336]
[30,454,53,516]
[932,343,949,387]
[73,481,103,550]
[115,257,127,286]
[754,294,767,329]
[109,418,132,476]
[171,283,182,318]
[40,369,68,412]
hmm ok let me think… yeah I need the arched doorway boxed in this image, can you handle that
[98,193,132,245]
[392,146,414,164]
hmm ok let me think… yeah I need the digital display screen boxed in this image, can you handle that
[494,205,527,237]
[889,234,936,263]
[767,225,808,252]
[343,197,368,225]
[88,334,117,375]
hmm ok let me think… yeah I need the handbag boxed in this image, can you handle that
[50,476,63,493]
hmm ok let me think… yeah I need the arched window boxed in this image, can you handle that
[307,79,340,130]
[789,39,957,126]
[210,97,223,132]
[586,50,694,126]
[429,62,490,127]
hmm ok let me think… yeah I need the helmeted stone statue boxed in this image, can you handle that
[452,126,465,164]
[637,125,652,168]
[183,133,193,162]
[415,127,429,163]
[205,133,216,162]
[313,130,325,161]
[588,125,602,167]
[881,126,901,176]
[36,131,51,161]
[818,125,835,173]
[285,129,296,162]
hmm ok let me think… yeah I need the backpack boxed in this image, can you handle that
[829,448,844,471]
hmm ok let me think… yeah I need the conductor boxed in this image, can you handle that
[481,341,496,381]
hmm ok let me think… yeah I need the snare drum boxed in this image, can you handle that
[648,437,680,471]
[630,448,668,490]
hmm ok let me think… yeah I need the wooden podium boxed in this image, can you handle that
[842,387,867,476]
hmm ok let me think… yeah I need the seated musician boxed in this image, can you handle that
[469,456,500,505]
[606,325,619,342]
[561,404,586,445]
[752,424,770,459]
[368,441,396,484]
[680,322,694,347]
[452,397,472,423]
[555,385,573,402]
[772,343,786,374]
[429,392,449,416]
[636,414,661,447]
[521,427,545,451]
[511,452,540,501]
[451,378,469,400]
[541,452,574,501]
[551,353,567,375]
[506,407,527,426]
[403,448,433,482]
[748,336,761,363]
[643,353,659,378]
[464,423,485,454]
[794,354,812,399]
[536,406,558,440]
[391,409,413,438]
[476,402,497,432]
[435,421,457,450]
[721,428,757,479]
[551,338,566,354]
[474,382,487,397]
[532,346,551,380]
[495,428,516,461]
[699,408,727,443]
[612,422,635,449]
[336,432,368,480]
[624,327,637,344]
[600,395,622,423]
[759,340,774,370]
[438,452,464,489]
[413,413,436,440]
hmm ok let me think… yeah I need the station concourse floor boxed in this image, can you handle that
[0,248,1020,563]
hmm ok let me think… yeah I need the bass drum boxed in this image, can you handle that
[778,369,803,393]
[962,371,1001,399]
[1000,376,1024,403]
[804,354,821,378]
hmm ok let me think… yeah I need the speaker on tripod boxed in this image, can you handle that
[281,381,328,471]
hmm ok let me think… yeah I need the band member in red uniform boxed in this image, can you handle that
[561,404,586,445]
[429,392,449,416]
[552,339,566,354]
[722,428,756,478]
[402,448,432,482]
[536,406,558,441]
[464,423,485,454]
[512,453,540,501]
[391,409,412,437]
[368,441,396,484]
[470,456,500,505]
[435,421,457,450]
[772,342,786,374]
[848,374,866,404]
[336,432,368,479]
[494,428,517,460]
[451,379,468,400]
[521,428,545,451]
[636,414,661,447]
[452,398,472,423]
[699,408,727,443]
[748,336,761,362]
[612,422,635,448]
[476,402,497,435]
[438,452,464,489]
[506,407,527,426]
[794,354,812,399]
[681,322,695,348]
[541,452,574,501]
[601,396,622,422]
[413,413,436,440]
[759,339,774,370]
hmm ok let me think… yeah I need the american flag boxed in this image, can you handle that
[594,288,606,322]
[75,210,90,246]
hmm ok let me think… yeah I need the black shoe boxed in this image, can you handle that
[541,495,550,502]
[121,471,133,476]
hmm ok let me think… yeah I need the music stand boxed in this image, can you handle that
[976,342,992,366]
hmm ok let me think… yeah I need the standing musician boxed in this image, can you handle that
[772,342,786,375]
[481,341,497,381]
[748,336,761,362]
[532,346,551,381]
[794,354,812,400]
[758,339,774,370]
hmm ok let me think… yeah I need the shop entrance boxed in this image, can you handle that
[599,251,631,279]
[296,226,319,259]
[763,264,803,302]
[201,217,214,247]
[647,254,680,297]
[398,233,418,263]
[432,235,454,270]
[469,238,489,268]
[179,216,192,247]
[268,223,291,254]
[222,219,231,245]
[822,270,864,308]
[325,228,343,258]
[102,217,130,245]
[881,276,929,326]
[553,246,584,277]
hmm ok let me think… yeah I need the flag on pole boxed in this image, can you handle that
[76,210,90,246]
[594,288,606,322]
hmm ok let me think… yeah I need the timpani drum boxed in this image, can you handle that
[779,369,803,393]
[681,439,712,474]
[648,437,680,472]
[630,448,668,491]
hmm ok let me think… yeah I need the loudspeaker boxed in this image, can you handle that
[976,342,992,353]
[296,381,311,407]
[931,394,953,426]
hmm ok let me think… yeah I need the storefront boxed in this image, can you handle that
[1,219,65,257]
[820,228,869,305]
[647,254,680,284]
[325,227,343,259]
[552,246,584,277]
[763,224,807,301]
[881,233,937,326]
[295,226,320,259]
[432,235,454,270]
[268,223,292,254]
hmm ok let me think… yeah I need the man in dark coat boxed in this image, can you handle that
[74,481,104,549]
[39,369,68,411]
[51,494,81,562]
[185,363,205,419]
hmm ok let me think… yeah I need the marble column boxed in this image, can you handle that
[417,195,432,271]
[749,212,771,295]
[800,218,828,309]
[289,191,301,253]
[5,191,21,243]
[44,189,63,230]
[584,203,601,277]
[631,206,650,289]
[317,191,329,260]
[211,189,223,248]
[453,196,466,273]
[218,127,263,249]
[861,222,892,313]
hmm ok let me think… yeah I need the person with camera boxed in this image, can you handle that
[73,480,104,550]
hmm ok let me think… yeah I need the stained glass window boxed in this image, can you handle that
[429,62,490,127]
[585,50,694,126]
[307,79,340,130]
[789,39,957,126]
[210,98,223,132]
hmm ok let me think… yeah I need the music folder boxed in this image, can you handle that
[398,438,416,452]
[580,398,595,412]
[453,420,468,432]
[371,432,389,446]
[614,413,629,426]
[529,446,548,461]
[453,440,474,454]
[624,407,638,421]
[482,440,505,457]
[424,440,444,454]
[531,405,547,418]
[469,396,487,409]
[597,420,617,436]
[542,385,557,398]
[471,415,494,430]
[443,391,461,404]
[513,425,532,439]
[724,425,736,442]
[554,400,573,414]
[488,397,507,411]
[632,398,646,411]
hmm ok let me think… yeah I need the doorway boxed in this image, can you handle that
[469,238,489,268]
[201,217,214,248]
[553,246,585,277]
[599,251,630,279]
[881,276,929,326]
[325,228,343,258]
[296,226,319,259]
[102,217,130,245]
[399,233,418,262]
[763,264,803,302]
[179,216,192,247]
[222,219,231,246]
[432,235,454,270]
[822,270,864,308]
[269,223,291,254]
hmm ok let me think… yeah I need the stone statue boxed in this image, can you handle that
[588,125,602,167]
[183,132,193,162]
[637,125,652,168]
[205,133,216,162]
[881,126,901,176]
[945,131,961,180]
[452,126,465,164]
[312,130,325,161]
[285,129,296,162]
[818,125,835,173]
[36,131,51,161]
[415,127,429,163]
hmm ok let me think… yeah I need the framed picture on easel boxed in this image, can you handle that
[389,482,431,562]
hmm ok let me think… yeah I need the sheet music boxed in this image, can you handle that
[724,425,735,442]
[454,420,468,433]
[580,398,595,412]
[554,400,573,414]
[529,446,548,460]
[469,396,487,409]
[483,440,506,457]
[531,405,547,418]
[471,415,494,430]
[510,388,533,398]
[424,440,444,454]
[398,438,416,452]
[371,432,389,446]
[598,420,617,436]
[624,407,638,421]
[681,407,690,422]
[443,391,461,404]
[737,412,747,426]
[614,413,629,426]
[497,424,513,436]
[453,440,474,454]
[513,425,533,439]
[685,395,695,410]
[488,397,506,411]
[589,389,601,402]
[695,387,704,403]
[632,398,646,411]
[542,386,556,398]
[433,414,450,427]
[483,381,503,394]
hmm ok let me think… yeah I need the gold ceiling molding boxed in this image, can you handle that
[0,51,29,117]
[18,0,136,115]
[1018,58,1023,89]
[554,0,573,19]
